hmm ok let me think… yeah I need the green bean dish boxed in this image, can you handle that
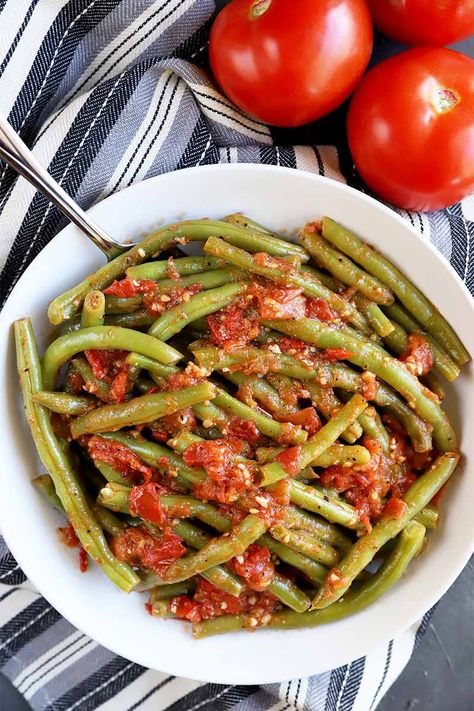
[15,215,466,638]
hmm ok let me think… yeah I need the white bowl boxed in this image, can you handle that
[0,165,473,684]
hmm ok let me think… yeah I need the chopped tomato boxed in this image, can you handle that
[400,333,433,376]
[109,369,129,403]
[111,526,185,575]
[231,544,275,591]
[239,480,290,527]
[253,252,294,273]
[251,283,307,320]
[361,372,379,400]
[207,303,260,350]
[306,298,340,322]
[57,525,79,548]
[169,596,201,622]
[383,497,408,518]
[88,435,153,483]
[275,446,302,476]
[79,548,88,573]
[186,438,255,504]
[166,365,204,391]
[129,482,172,527]
[323,348,355,361]
[281,407,321,436]
[84,349,128,382]
[147,408,197,441]
[103,277,156,297]
[143,283,202,317]
[226,418,260,444]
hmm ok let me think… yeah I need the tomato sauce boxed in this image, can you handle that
[88,435,153,483]
[230,543,275,591]
[57,526,88,573]
[306,298,340,322]
[111,526,185,575]
[400,333,433,376]
[103,277,156,297]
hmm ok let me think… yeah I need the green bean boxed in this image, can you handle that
[282,507,353,552]
[147,283,246,341]
[161,495,233,533]
[92,504,127,537]
[105,310,156,328]
[356,406,390,452]
[125,353,177,381]
[98,431,205,485]
[127,256,226,280]
[259,534,327,584]
[15,318,139,592]
[32,391,96,416]
[321,218,469,366]
[191,343,316,380]
[300,230,393,304]
[263,318,455,452]
[150,268,246,295]
[32,474,64,513]
[69,357,113,402]
[261,394,368,486]
[81,290,105,328]
[193,520,425,637]
[203,235,368,330]
[383,303,460,381]
[222,371,291,417]
[353,294,395,337]
[415,506,439,530]
[192,399,229,431]
[222,213,274,235]
[289,480,361,530]
[262,520,426,632]
[312,451,459,608]
[421,372,445,401]
[150,581,196,601]
[304,381,363,444]
[95,461,130,485]
[42,326,182,390]
[47,220,250,325]
[221,214,309,261]
[160,515,267,583]
[70,382,215,438]
[256,443,371,468]
[213,387,307,445]
[270,524,341,567]
[104,295,143,314]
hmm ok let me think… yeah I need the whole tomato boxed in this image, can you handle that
[368,0,474,47]
[209,0,373,127]
[347,48,474,212]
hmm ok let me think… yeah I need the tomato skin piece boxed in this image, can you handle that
[209,0,373,127]
[368,0,474,47]
[347,48,474,211]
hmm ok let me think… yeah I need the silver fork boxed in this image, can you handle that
[0,113,138,258]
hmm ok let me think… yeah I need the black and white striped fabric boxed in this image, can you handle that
[0,2,472,709]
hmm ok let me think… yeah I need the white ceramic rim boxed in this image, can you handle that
[0,164,473,685]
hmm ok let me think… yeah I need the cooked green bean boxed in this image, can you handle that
[353,294,395,337]
[70,382,215,438]
[304,380,363,444]
[256,443,371,468]
[160,515,266,583]
[204,235,368,330]
[15,318,139,592]
[105,310,156,328]
[261,394,368,486]
[150,581,196,601]
[104,295,143,314]
[213,386,307,445]
[312,451,459,608]
[147,283,246,341]
[321,218,469,366]
[42,326,182,390]
[69,357,112,402]
[194,519,426,637]
[282,507,353,552]
[289,480,361,530]
[270,524,341,567]
[264,318,455,452]
[300,229,393,304]
[221,214,309,261]
[32,474,64,513]
[259,534,327,584]
[32,391,96,416]
[127,255,226,280]
[222,213,274,235]
[222,371,292,417]
[383,303,460,381]
[81,290,105,328]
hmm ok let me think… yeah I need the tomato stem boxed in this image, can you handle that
[250,0,271,19]
[432,87,460,114]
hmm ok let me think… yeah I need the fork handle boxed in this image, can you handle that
[0,113,124,257]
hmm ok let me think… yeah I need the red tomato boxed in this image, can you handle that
[347,48,474,211]
[209,0,373,127]
[368,0,474,47]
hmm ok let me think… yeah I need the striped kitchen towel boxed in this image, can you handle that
[0,1,472,710]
